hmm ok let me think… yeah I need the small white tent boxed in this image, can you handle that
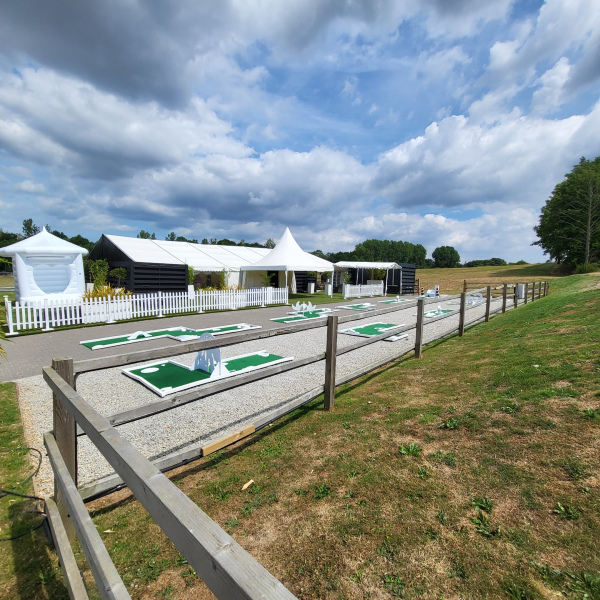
[0,228,88,302]
[241,228,334,292]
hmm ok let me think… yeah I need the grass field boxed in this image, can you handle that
[2,268,598,600]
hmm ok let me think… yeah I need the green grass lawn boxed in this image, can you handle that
[0,382,68,599]
[2,273,598,599]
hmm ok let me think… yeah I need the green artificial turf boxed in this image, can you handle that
[342,322,400,336]
[271,312,327,323]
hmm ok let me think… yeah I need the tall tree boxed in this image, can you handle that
[137,230,156,239]
[533,156,600,265]
[432,246,461,268]
[22,218,40,238]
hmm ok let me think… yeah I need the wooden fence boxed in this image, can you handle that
[42,280,548,598]
[4,287,288,335]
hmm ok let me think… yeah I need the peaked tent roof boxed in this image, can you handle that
[241,228,334,272]
[0,227,89,256]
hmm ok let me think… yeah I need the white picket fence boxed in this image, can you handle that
[343,282,385,299]
[3,287,288,335]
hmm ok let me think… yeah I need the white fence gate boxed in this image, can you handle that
[343,282,385,299]
[3,287,288,335]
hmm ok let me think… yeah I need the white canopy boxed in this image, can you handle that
[0,227,89,256]
[241,228,334,272]
[335,261,401,269]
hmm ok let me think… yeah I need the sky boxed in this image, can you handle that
[1,1,600,263]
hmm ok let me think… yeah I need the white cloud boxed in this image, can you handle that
[15,180,46,193]
[531,57,571,115]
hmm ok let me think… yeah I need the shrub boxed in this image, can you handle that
[109,267,127,287]
[574,262,600,274]
[86,259,110,288]
[83,284,132,299]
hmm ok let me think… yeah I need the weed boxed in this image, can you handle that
[438,417,459,430]
[314,482,332,499]
[472,511,501,537]
[566,571,600,598]
[212,486,231,501]
[343,422,351,429]
[294,488,308,496]
[504,580,540,599]
[424,525,438,540]
[350,568,363,583]
[447,560,467,580]
[530,562,561,581]
[225,517,239,529]
[582,408,599,419]
[259,442,283,457]
[501,401,521,414]
[382,573,405,597]
[553,502,580,520]
[561,458,591,480]
[181,566,197,586]
[399,442,422,456]
[436,509,448,525]
[377,536,398,560]
[158,585,175,598]
[471,495,494,513]
[417,466,430,479]
[344,489,355,498]
[448,405,457,413]
[241,492,277,516]
[429,450,457,467]
[348,470,359,478]
[357,499,367,506]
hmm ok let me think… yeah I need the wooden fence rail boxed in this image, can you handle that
[43,280,547,596]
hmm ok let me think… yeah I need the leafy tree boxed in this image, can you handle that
[137,230,156,239]
[69,234,96,253]
[265,238,276,249]
[86,259,110,288]
[22,218,40,238]
[50,229,70,241]
[0,229,18,249]
[423,258,435,268]
[109,267,127,287]
[432,246,461,268]
[165,232,177,241]
[533,156,600,266]
[311,250,328,260]
[462,258,507,268]
[217,238,237,246]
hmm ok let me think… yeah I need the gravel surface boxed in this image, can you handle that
[16,296,510,497]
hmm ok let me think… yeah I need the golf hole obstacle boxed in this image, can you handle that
[124,333,294,397]
[341,302,376,311]
[42,280,548,598]
[80,322,262,350]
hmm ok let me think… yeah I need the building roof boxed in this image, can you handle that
[241,228,334,272]
[0,227,89,256]
[335,261,402,269]
[101,234,270,270]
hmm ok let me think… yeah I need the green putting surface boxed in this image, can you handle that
[343,322,400,336]
[379,299,409,304]
[271,311,327,323]
[342,304,375,311]
[81,323,260,350]
[125,352,290,396]
[424,309,454,317]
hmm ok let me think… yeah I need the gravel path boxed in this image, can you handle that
[16,296,509,497]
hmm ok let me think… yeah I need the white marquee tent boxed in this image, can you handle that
[0,228,89,302]
[334,261,402,295]
[241,228,334,292]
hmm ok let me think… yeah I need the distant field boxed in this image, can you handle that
[417,262,558,295]
[0,274,14,287]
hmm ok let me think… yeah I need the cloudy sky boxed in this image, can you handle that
[1,0,599,262]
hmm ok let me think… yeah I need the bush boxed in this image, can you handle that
[83,284,132,299]
[574,263,600,274]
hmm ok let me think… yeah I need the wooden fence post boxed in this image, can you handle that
[458,292,466,336]
[52,357,77,543]
[463,279,467,293]
[545,281,549,297]
[524,282,528,304]
[485,286,491,322]
[415,298,425,358]
[502,283,507,313]
[324,315,338,411]
[513,284,518,308]
[537,282,542,300]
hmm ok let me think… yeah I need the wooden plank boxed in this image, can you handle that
[485,286,491,322]
[201,426,255,456]
[502,283,507,314]
[524,282,528,304]
[52,358,77,544]
[458,292,466,336]
[45,498,90,600]
[43,367,297,599]
[415,298,424,358]
[324,315,338,411]
[98,352,326,432]
[44,433,131,600]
